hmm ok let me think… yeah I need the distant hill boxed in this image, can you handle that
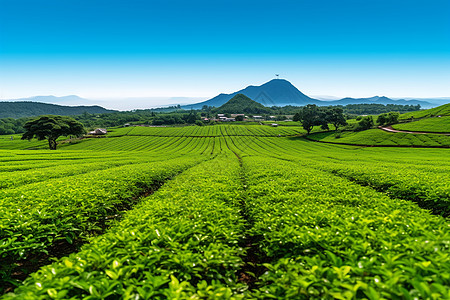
[182,79,433,109]
[11,95,97,106]
[0,102,116,119]
[394,97,450,107]
[400,103,450,119]
[215,94,273,114]
[330,96,430,107]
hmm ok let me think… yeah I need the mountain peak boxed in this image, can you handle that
[183,79,319,109]
[264,78,292,85]
[181,79,433,110]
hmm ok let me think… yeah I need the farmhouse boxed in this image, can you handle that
[88,128,107,135]
[221,117,236,122]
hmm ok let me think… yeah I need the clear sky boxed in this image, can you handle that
[1,0,449,108]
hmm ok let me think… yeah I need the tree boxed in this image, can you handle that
[324,107,347,131]
[355,116,374,131]
[377,112,399,126]
[387,112,399,125]
[235,115,245,121]
[22,115,85,150]
[293,104,326,134]
[185,111,200,124]
[376,113,387,126]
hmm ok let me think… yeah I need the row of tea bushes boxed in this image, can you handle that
[0,159,144,189]
[4,154,248,299]
[308,159,450,217]
[0,155,206,290]
[243,156,450,299]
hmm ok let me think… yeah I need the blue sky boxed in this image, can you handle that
[1,0,449,108]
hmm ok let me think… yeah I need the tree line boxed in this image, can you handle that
[18,109,402,150]
[0,103,416,135]
[293,105,401,134]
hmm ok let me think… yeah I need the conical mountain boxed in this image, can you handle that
[181,78,433,109]
[183,79,322,109]
[216,94,272,114]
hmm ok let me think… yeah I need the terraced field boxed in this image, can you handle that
[392,116,450,133]
[1,124,449,299]
[400,103,450,119]
[308,129,450,147]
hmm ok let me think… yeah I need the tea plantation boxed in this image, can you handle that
[0,124,449,299]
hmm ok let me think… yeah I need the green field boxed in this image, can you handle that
[392,116,450,133]
[400,103,450,119]
[1,125,449,299]
[308,129,450,147]
[0,134,48,150]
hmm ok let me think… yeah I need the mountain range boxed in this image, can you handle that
[0,101,116,119]
[11,95,97,106]
[182,79,433,109]
[3,80,443,114]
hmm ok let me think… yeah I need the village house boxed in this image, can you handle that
[221,117,236,122]
[88,128,107,135]
[231,114,245,118]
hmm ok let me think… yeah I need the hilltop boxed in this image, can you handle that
[215,94,273,114]
[0,101,116,119]
[183,79,433,109]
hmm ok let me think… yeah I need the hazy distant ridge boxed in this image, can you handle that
[0,101,116,119]
[183,79,433,109]
[331,96,427,106]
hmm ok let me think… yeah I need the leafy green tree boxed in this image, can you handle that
[293,104,326,134]
[185,111,200,124]
[387,112,400,124]
[377,112,400,126]
[22,115,85,150]
[377,113,387,125]
[325,107,347,131]
[235,115,245,121]
[0,125,15,135]
[355,116,374,131]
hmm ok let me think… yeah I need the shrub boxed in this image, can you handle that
[355,116,374,131]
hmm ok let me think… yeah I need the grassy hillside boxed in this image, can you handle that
[400,103,450,119]
[392,116,450,133]
[214,93,272,114]
[308,129,450,147]
[0,101,116,119]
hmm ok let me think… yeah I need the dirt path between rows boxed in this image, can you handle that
[379,126,450,135]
